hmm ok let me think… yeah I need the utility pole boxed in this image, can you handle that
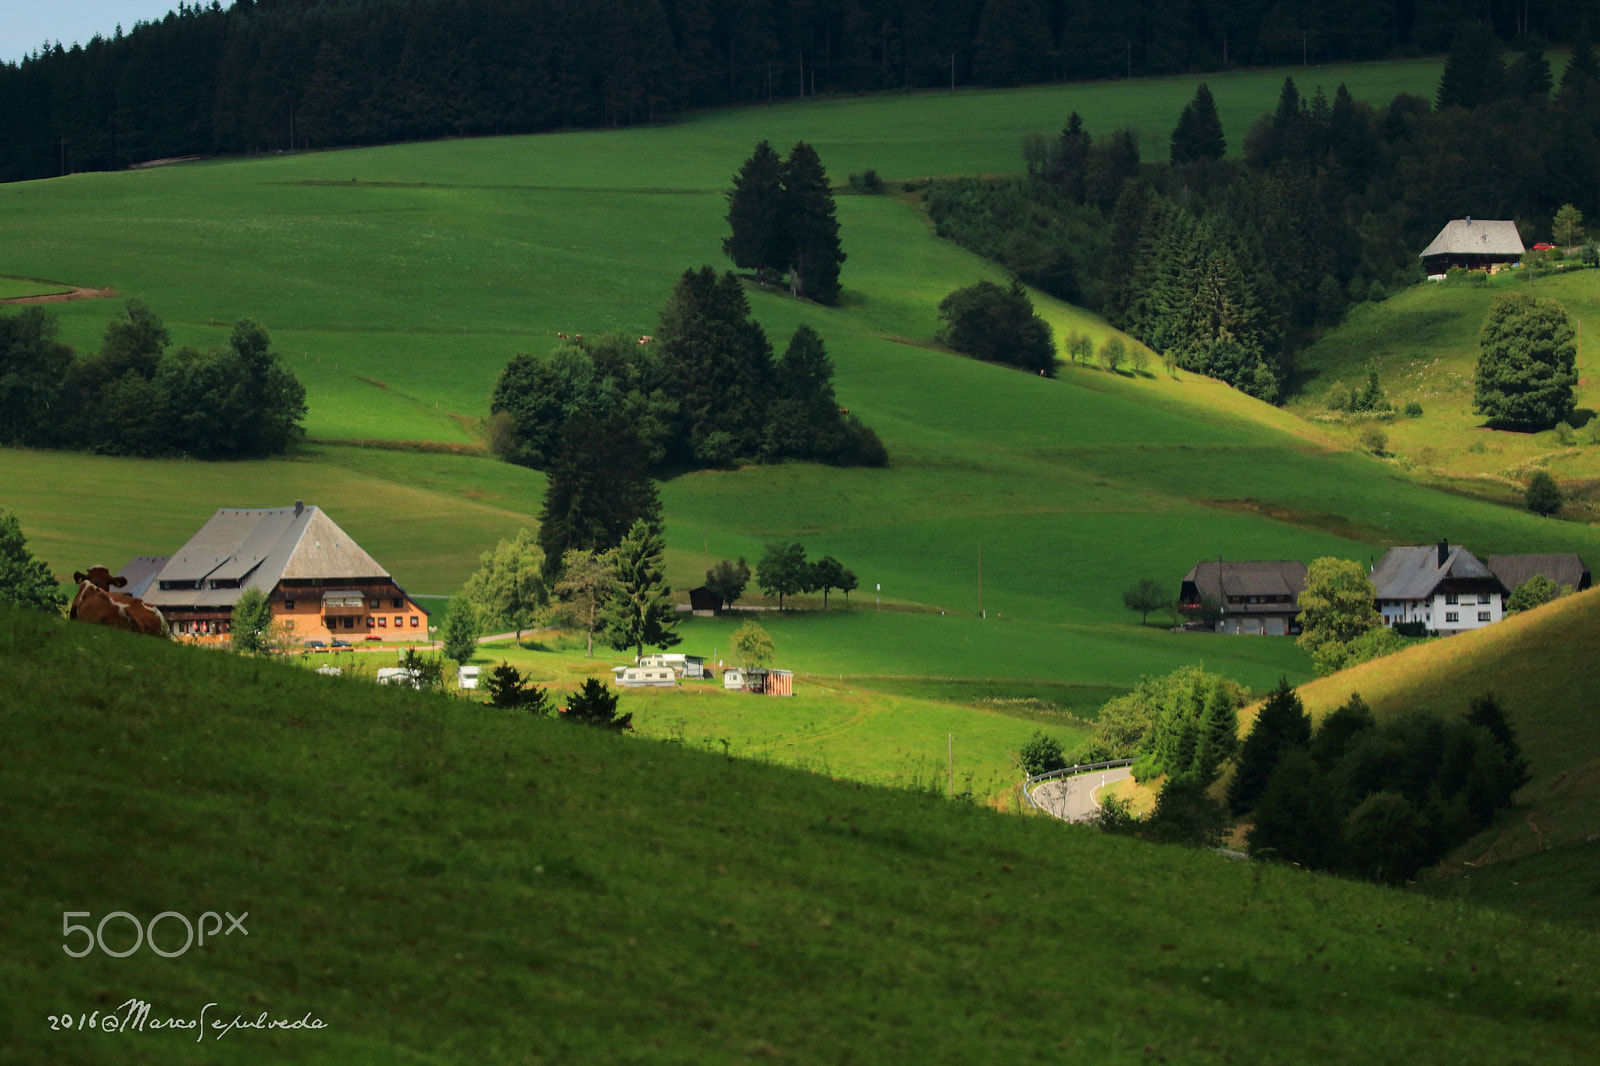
[950,53,955,91]
[977,540,983,618]
[948,734,954,798]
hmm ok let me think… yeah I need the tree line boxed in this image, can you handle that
[0,302,306,458]
[928,30,1600,400]
[8,1,1592,184]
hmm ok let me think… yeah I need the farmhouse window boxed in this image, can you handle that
[378,617,387,627]
[1478,611,1491,622]
[1478,593,1491,604]
[284,620,294,630]
[409,616,419,627]
[392,598,403,609]
[1445,593,1459,605]
[285,599,295,610]
[393,616,402,627]
[1445,611,1459,623]
[369,599,379,609]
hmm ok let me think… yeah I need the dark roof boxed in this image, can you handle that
[1181,560,1306,611]
[1488,553,1592,592]
[143,505,393,610]
[1371,543,1501,601]
[115,556,169,599]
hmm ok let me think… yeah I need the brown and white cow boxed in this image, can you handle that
[70,565,171,638]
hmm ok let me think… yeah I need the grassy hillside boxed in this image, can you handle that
[9,55,1594,710]
[4,604,1597,1065]
[1280,586,1600,925]
[1291,269,1600,519]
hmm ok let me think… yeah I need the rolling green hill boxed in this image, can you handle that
[3,605,1597,1065]
[1290,268,1600,519]
[1280,586,1600,925]
[6,56,1597,730]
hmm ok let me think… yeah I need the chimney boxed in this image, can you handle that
[1465,215,1472,225]
[294,500,304,517]
[1437,539,1448,568]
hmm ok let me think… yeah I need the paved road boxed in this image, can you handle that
[1030,766,1134,823]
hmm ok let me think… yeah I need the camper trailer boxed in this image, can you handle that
[723,667,746,691]
[638,653,707,679]
[612,665,678,688]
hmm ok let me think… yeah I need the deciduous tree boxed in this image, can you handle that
[937,279,1056,375]
[704,557,751,610]
[1474,292,1577,429]
[1122,577,1170,624]
[0,511,67,613]
[1296,557,1380,657]
[441,594,481,666]
[731,619,774,670]
[551,548,617,657]
[756,541,811,609]
[1525,469,1563,515]
[463,528,547,645]
[230,587,275,654]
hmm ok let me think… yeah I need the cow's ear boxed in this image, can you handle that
[112,575,128,587]
[73,572,86,584]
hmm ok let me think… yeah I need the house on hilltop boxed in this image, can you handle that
[1487,553,1592,595]
[1179,560,1306,635]
[126,501,428,642]
[1419,218,1524,276]
[1371,540,1506,633]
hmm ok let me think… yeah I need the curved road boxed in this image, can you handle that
[1030,766,1133,823]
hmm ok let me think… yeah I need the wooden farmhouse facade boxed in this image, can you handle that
[1179,560,1307,635]
[1419,218,1524,275]
[1371,540,1506,634]
[124,501,428,643]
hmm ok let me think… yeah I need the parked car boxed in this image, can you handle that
[302,640,328,652]
[331,639,352,648]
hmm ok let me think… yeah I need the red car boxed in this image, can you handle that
[1533,242,1557,250]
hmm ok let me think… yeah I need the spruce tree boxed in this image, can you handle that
[766,324,841,460]
[655,267,775,463]
[1246,749,1341,867]
[602,519,680,661]
[723,140,788,283]
[1191,677,1240,784]
[1227,677,1312,815]
[1054,112,1092,202]
[782,142,846,303]
[537,413,662,581]
[1473,291,1577,429]
[1507,47,1552,99]
[1436,23,1507,111]
[1170,83,1225,164]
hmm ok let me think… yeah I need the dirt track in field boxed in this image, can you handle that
[0,285,118,306]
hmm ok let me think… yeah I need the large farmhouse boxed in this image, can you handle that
[127,501,428,643]
[1371,540,1506,633]
[1419,218,1524,275]
[1179,559,1306,635]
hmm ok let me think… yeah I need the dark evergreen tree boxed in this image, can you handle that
[1170,83,1226,164]
[536,413,662,582]
[971,0,1055,87]
[1247,749,1341,867]
[655,267,775,463]
[1053,112,1092,203]
[1339,791,1431,883]
[1309,692,1376,770]
[1227,677,1312,815]
[765,324,842,460]
[562,677,633,731]
[1507,48,1553,99]
[1465,692,1531,793]
[723,140,788,284]
[1436,23,1507,111]
[783,141,847,303]
[1525,469,1564,516]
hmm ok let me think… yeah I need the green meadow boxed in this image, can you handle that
[0,276,73,299]
[8,53,1599,771]
[4,606,1597,1065]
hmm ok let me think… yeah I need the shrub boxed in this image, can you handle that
[483,661,553,714]
[1325,382,1352,411]
[847,169,884,193]
[1143,775,1226,848]
[1359,425,1388,455]
[1403,400,1423,417]
[1525,469,1563,516]
[1089,793,1140,836]
[1507,574,1567,613]
[563,677,632,731]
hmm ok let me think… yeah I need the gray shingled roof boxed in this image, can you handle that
[144,505,390,610]
[1488,553,1592,593]
[1371,544,1498,601]
[1182,560,1306,612]
[1419,219,1524,260]
[115,556,169,599]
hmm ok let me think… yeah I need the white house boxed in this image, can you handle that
[1371,540,1507,633]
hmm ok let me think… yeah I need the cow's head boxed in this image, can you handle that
[73,566,126,590]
